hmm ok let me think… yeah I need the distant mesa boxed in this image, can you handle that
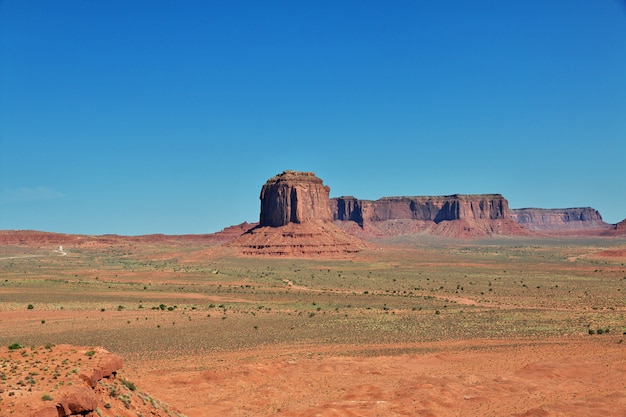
[509,208,612,231]
[1,172,623,245]
[331,194,530,238]
[330,195,622,238]
[227,171,368,256]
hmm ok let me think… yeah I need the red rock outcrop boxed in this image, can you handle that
[259,171,333,226]
[331,194,528,238]
[602,218,626,236]
[509,208,612,231]
[229,171,367,256]
[1,344,180,417]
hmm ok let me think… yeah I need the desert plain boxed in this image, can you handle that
[1,233,625,416]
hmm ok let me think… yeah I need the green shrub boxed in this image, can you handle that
[122,379,137,391]
[8,343,23,350]
[42,393,53,401]
[27,304,34,310]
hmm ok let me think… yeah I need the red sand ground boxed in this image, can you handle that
[2,230,626,416]
[126,337,626,417]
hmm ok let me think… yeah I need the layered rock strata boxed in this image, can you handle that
[510,208,612,231]
[229,171,367,256]
[260,171,333,227]
[331,194,528,238]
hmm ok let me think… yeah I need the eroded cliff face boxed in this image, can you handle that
[509,208,611,231]
[229,171,367,256]
[332,195,509,223]
[331,194,526,238]
[260,171,332,227]
[331,196,364,226]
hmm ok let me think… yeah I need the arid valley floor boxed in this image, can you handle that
[1,233,625,416]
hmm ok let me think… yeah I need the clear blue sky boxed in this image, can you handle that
[1,1,625,235]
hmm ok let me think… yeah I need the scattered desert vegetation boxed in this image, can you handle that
[1,235,625,416]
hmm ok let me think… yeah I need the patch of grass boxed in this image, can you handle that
[121,378,137,391]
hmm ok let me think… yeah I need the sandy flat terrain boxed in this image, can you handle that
[1,233,625,416]
[127,337,626,417]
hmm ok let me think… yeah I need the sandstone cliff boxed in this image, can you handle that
[260,171,332,227]
[229,171,367,256]
[509,208,612,231]
[331,194,528,238]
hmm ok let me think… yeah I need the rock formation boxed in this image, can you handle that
[509,208,612,231]
[1,344,180,417]
[228,171,367,256]
[602,217,626,236]
[331,194,529,238]
[260,171,333,226]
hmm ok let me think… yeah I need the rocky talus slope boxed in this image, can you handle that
[0,344,183,417]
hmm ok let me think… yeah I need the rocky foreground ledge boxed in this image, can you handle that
[0,344,183,417]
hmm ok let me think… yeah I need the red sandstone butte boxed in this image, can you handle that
[228,171,367,256]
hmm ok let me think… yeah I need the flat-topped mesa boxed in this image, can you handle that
[260,171,333,227]
[332,194,509,224]
[331,194,527,238]
[373,194,509,222]
[509,207,612,231]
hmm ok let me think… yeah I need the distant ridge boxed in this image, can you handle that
[509,208,612,231]
[331,194,528,238]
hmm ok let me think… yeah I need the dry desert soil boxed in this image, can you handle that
[1,233,625,416]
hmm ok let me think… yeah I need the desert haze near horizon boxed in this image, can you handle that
[1,171,625,417]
